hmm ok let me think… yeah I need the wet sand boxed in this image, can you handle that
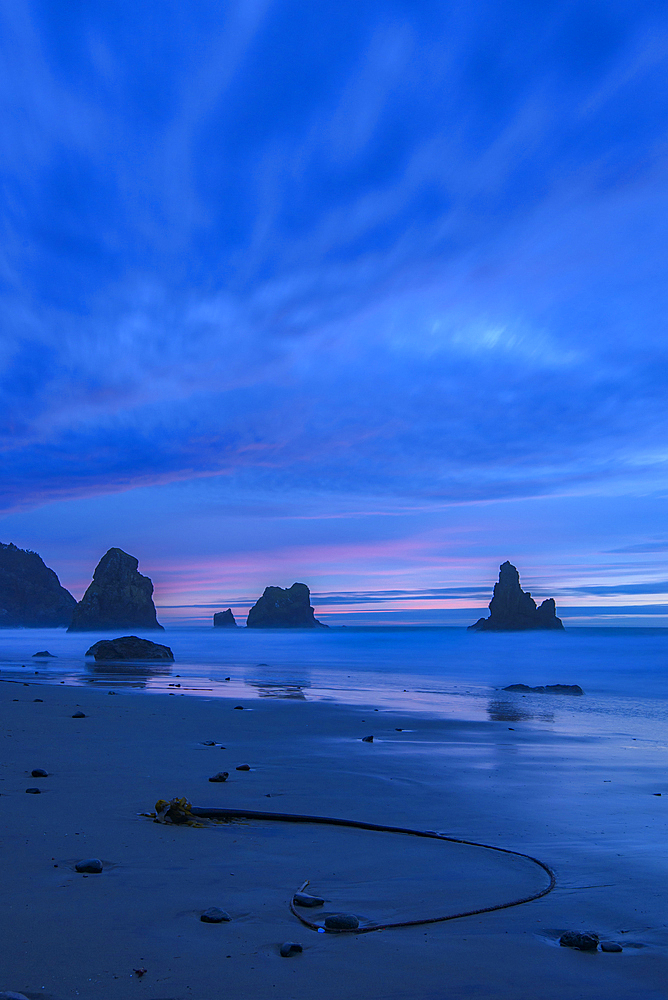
[1,677,666,999]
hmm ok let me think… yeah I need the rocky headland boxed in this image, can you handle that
[469,561,564,631]
[68,548,163,632]
[0,542,76,627]
[213,609,237,627]
[246,583,328,628]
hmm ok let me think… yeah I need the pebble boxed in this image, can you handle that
[324,913,360,930]
[233,705,244,710]
[200,907,231,923]
[31,769,48,777]
[559,931,599,951]
[201,741,216,746]
[71,711,86,718]
[280,942,303,957]
[209,772,229,782]
[236,764,251,771]
[75,858,103,874]
[361,735,374,743]
[293,892,324,908]
[0,992,30,999]
[33,699,43,703]
[600,942,623,952]
[25,787,41,794]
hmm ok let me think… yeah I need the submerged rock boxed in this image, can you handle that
[213,609,237,627]
[85,636,174,661]
[68,548,163,632]
[559,931,599,951]
[469,562,564,632]
[0,542,76,628]
[503,684,583,695]
[246,583,328,629]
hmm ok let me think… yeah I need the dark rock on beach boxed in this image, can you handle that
[600,941,623,952]
[71,711,86,718]
[324,913,360,930]
[31,768,48,777]
[25,787,41,794]
[293,892,324,908]
[280,942,303,957]
[85,636,174,661]
[0,542,76,628]
[75,858,103,873]
[503,684,583,695]
[200,907,231,923]
[213,609,237,627]
[559,931,599,951]
[32,650,56,657]
[209,772,229,782]
[361,735,374,742]
[246,583,328,629]
[68,548,163,631]
[469,562,564,632]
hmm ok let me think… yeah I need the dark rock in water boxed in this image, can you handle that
[293,892,324,908]
[85,636,174,661]
[246,583,328,629]
[324,913,360,930]
[0,542,76,628]
[75,858,103,873]
[32,651,56,657]
[209,772,229,782]
[213,609,237,627]
[71,711,86,718]
[280,942,303,957]
[31,768,48,777]
[559,931,599,951]
[200,907,231,923]
[361,735,374,742]
[25,787,41,794]
[503,684,583,695]
[600,941,623,952]
[68,548,163,632]
[468,562,564,632]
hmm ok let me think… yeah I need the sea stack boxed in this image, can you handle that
[246,583,328,628]
[468,561,564,631]
[68,548,163,632]
[213,609,237,627]
[0,542,76,627]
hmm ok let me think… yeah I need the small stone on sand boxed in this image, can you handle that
[31,768,48,777]
[201,740,216,746]
[233,705,244,710]
[361,735,373,743]
[559,931,599,951]
[75,858,103,873]
[324,913,360,930]
[293,892,324,908]
[236,764,251,770]
[209,772,229,782]
[25,787,41,794]
[33,699,43,703]
[71,711,86,718]
[600,942,623,952]
[280,942,303,957]
[200,907,231,923]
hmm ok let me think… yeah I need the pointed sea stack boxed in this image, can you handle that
[468,562,564,631]
[246,583,328,628]
[0,542,76,627]
[68,548,163,631]
[213,609,237,627]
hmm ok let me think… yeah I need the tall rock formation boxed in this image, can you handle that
[0,542,76,627]
[68,548,163,631]
[468,562,564,631]
[246,583,328,628]
[213,609,237,627]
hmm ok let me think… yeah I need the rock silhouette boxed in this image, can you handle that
[68,548,163,631]
[246,583,328,628]
[213,609,237,627]
[85,636,174,661]
[468,562,564,631]
[0,542,76,627]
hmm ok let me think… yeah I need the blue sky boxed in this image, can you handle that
[2,0,668,624]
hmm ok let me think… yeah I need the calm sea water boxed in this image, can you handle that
[1,625,668,739]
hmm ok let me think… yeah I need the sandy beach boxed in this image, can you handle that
[1,672,667,1000]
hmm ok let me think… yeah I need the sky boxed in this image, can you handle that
[2,0,668,625]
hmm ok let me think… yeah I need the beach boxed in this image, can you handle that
[1,643,667,1000]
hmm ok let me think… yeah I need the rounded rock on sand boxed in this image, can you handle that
[200,907,231,923]
[236,764,251,771]
[361,735,374,743]
[31,768,48,778]
[293,892,325,908]
[25,787,41,794]
[71,711,86,718]
[75,858,103,874]
[600,942,623,952]
[209,771,229,782]
[280,942,303,957]
[324,913,360,930]
[559,931,599,951]
[233,705,244,710]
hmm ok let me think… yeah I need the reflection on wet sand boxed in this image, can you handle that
[86,661,173,689]
[487,699,554,723]
[246,681,308,700]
